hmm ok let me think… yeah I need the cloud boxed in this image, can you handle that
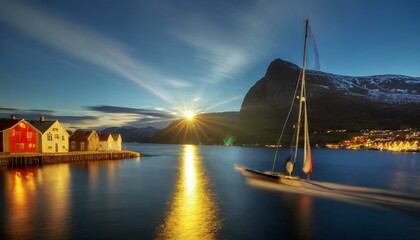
[87,105,174,119]
[0,108,98,130]
[170,1,292,84]
[165,79,193,88]
[0,0,188,106]
[0,107,55,115]
[173,29,250,83]
[202,95,243,112]
[0,107,18,111]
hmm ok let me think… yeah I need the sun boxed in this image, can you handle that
[184,111,195,120]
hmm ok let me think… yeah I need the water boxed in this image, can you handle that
[1,143,419,239]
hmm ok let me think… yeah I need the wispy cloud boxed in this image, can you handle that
[0,0,191,106]
[0,108,98,130]
[170,1,292,83]
[0,107,55,115]
[0,107,18,111]
[173,30,250,83]
[165,79,193,88]
[202,95,243,112]
[0,104,176,130]
[87,105,174,119]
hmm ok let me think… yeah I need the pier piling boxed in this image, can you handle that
[0,150,141,169]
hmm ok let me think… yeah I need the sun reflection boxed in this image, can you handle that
[5,169,38,239]
[184,145,197,194]
[4,165,71,239]
[157,145,221,239]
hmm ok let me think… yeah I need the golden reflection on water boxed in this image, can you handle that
[157,145,221,239]
[4,165,71,239]
[296,195,315,239]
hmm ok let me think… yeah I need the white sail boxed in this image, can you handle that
[302,103,313,175]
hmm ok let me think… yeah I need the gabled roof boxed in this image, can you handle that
[0,118,21,131]
[111,133,121,141]
[98,133,112,141]
[0,118,42,134]
[69,129,96,141]
[28,120,56,134]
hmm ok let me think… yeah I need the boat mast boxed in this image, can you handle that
[292,20,309,171]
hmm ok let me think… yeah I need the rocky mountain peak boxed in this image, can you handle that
[266,58,300,79]
[238,59,420,143]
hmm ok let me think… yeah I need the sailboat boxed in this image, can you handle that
[236,20,314,187]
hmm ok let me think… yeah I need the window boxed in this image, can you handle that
[16,143,24,149]
[55,134,60,139]
[53,128,58,132]
[27,132,33,138]
[16,131,22,141]
[71,142,76,150]
[62,136,65,141]
[47,133,52,141]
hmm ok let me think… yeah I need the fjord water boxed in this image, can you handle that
[1,144,419,239]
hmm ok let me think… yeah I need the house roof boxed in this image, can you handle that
[28,120,56,133]
[69,130,96,141]
[0,118,21,131]
[111,133,121,141]
[98,133,111,141]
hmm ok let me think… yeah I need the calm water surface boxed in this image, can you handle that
[1,143,419,239]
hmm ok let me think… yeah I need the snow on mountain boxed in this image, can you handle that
[308,71,420,104]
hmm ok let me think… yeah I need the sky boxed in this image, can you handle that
[1,0,419,130]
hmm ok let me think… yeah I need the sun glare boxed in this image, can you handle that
[184,111,195,120]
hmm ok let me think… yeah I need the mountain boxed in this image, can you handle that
[101,126,159,142]
[151,112,239,145]
[238,59,420,144]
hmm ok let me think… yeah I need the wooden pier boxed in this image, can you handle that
[0,150,141,169]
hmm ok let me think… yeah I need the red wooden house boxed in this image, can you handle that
[0,117,39,153]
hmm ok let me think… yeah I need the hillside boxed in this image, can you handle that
[101,126,159,142]
[151,112,239,145]
[238,59,420,144]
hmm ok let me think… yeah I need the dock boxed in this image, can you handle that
[0,150,141,169]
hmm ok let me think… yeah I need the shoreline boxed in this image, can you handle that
[0,150,141,169]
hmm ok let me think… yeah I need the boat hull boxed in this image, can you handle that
[279,175,301,187]
[235,165,301,187]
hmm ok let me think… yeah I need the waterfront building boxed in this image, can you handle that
[29,116,69,153]
[69,130,99,151]
[0,117,39,153]
[98,133,113,151]
[98,133,122,151]
[111,133,122,151]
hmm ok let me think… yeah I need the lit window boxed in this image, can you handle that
[16,143,24,149]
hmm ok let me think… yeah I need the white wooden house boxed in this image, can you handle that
[98,133,122,151]
[29,117,69,153]
[98,133,113,151]
[111,133,122,151]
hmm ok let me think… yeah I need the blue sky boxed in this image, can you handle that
[1,0,419,129]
